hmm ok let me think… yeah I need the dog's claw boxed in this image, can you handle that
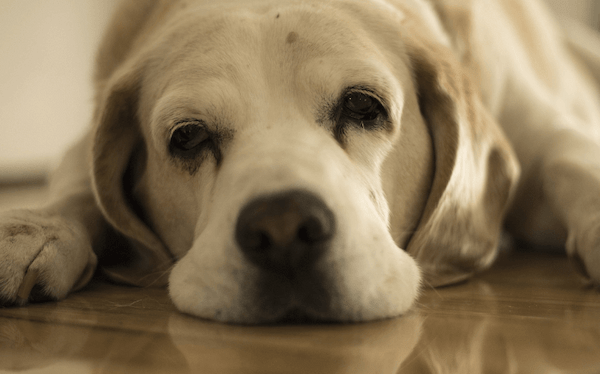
[16,268,39,303]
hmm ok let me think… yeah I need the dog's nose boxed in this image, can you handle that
[235,190,336,275]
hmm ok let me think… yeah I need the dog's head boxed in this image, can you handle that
[90,0,519,323]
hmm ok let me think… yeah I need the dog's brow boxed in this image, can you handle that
[150,91,237,143]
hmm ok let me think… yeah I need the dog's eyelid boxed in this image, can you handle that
[344,86,389,110]
[169,119,207,137]
[346,87,383,102]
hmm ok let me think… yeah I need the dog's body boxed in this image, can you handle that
[1,0,599,323]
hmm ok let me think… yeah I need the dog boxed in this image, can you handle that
[1,0,599,324]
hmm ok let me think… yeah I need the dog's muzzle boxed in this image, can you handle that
[235,190,336,277]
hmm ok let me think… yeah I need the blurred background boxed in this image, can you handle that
[0,0,119,183]
[0,0,599,183]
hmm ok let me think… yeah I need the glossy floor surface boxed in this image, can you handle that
[1,185,600,373]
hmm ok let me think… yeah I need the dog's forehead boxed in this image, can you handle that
[139,1,409,138]
[145,2,395,92]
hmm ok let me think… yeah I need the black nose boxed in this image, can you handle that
[235,190,336,276]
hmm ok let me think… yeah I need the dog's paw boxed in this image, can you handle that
[0,210,96,305]
[566,219,600,286]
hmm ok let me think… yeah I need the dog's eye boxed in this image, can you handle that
[342,92,384,122]
[170,123,210,155]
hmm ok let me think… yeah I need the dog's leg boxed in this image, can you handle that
[502,113,600,285]
[0,132,104,304]
[499,83,600,285]
[540,131,600,284]
[457,0,600,284]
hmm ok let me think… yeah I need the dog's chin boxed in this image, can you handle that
[232,300,353,325]
[169,245,421,324]
[268,306,344,325]
[169,259,334,324]
[243,270,338,324]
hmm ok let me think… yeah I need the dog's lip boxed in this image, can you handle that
[263,297,341,325]
[272,306,341,324]
[254,269,335,323]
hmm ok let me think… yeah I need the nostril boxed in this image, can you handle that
[257,232,272,251]
[235,190,336,274]
[242,230,272,252]
[297,224,314,244]
[297,215,333,244]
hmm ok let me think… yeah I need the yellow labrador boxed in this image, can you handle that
[1,0,599,323]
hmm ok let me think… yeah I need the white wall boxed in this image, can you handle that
[0,0,119,182]
[0,0,597,183]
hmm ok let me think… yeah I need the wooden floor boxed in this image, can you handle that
[1,185,600,373]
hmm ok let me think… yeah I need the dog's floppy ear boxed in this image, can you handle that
[91,66,172,287]
[405,39,520,286]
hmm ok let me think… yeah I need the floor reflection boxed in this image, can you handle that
[402,310,600,373]
[0,302,189,373]
[0,298,422,374]
[402,280,600,374]
[167,312,421,373]
[0,307,96,372]
[1,262,600,374]
[1,311,92,372]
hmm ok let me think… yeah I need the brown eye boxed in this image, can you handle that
[170,123,210,156]
[342,92,383,122]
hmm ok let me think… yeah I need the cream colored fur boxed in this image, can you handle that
[0,0,598,323]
